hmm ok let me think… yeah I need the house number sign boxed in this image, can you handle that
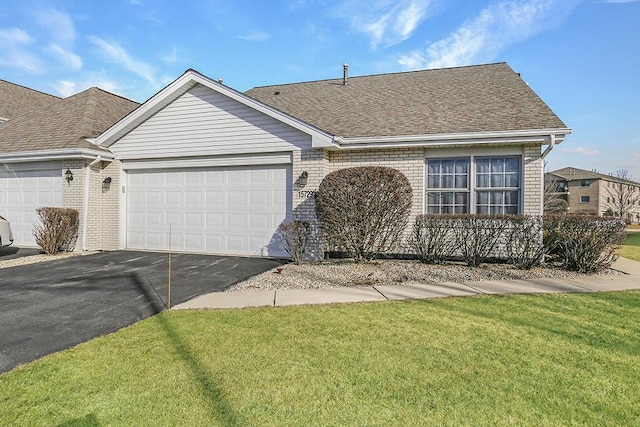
[297,190,318,199]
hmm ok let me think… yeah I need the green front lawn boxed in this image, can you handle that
[1,292,639,426]
[620,232,640,261]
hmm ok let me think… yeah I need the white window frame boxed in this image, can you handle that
[425,154,523,215]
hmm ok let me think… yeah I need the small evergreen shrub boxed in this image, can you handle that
[33,207,79,255]
[278,220,311,265]
[315,166,413,262]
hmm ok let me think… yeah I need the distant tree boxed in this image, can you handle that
[543,166,568,214]
[608,169,640,223]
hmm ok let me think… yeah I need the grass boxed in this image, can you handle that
[620,232,640,261]
[1,292,639,426]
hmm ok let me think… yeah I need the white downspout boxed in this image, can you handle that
[541,134,556,160]
[82,156,102,251]
[540,135,557,214]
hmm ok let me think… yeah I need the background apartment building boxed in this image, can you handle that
[546,167,640,223]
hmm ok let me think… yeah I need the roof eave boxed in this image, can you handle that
[330,128,571,150]
[0,148,115,163]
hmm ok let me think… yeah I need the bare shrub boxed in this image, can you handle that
[451,215,510,267]
[315,166,413,262]
[506,215,544,269]
[278,221,311,265]
[543,215,626,273]
[33,207,79,255]
[410,215,457,264]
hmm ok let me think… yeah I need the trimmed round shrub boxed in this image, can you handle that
[315,166,412,262]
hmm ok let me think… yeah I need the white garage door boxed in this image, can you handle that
[0,168,62,246]
[126,165,290,257]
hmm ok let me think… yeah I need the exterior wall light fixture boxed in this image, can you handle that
[65,169,73,182]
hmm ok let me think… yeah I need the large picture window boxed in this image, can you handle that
[426,156,521,215]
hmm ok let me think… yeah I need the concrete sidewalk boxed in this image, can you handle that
[173,257,640,310]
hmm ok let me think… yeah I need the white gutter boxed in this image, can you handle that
[0,148,116,163]
[82,155,102,251]
[332,128,571,150]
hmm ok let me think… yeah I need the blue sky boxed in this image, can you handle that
[1,0,639,178]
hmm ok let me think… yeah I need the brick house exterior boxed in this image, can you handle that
[2,63,570,257]
[546,167,640,223]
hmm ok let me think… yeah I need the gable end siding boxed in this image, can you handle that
[110,83,312,160]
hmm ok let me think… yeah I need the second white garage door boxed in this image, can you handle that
[126,165,290,257]
[0,168,62,246]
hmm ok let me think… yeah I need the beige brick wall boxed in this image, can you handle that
[292,147,424,258]
[523,144,543,215]
[60,159,121,252]
[61,159,87,252]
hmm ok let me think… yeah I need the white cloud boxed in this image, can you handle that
[47,44,83,70]
[53,77,121,98]
[88,36,159,87]
[238,32,271,42]
[34,8,77,44]
[398,0,581,70]
[334,0,433,48]
[0,28,43,73]
[0,28,34,45]
[560,147,600,157]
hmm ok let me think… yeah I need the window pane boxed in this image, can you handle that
[491,191,504,204]
[455,174,467,188]
[504,206,518,215]
[442,192,453,204]
[491,174,504,187]
[505,173,519,187]
[477,159,490,173]
[477,191,489,204]
[442,160,454,173]
[455,192,467,205]
[505,191,519,204]
[477,205,489,215]
[491,160,503,173]
[428,161,440,174]
[505,158,519,172]
[490,206,501,215]
[428,175,439,188]
[477,174,489,188]
[441,175,454,188]
[455,161,468,174]
[428,192,440,204]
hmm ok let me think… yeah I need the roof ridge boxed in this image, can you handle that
[247,62,510,90]
[0,79,60,100]
[78,88,100,139]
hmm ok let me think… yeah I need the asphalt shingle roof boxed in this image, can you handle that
[245,62,567,138]
[549,167,640,185]
[0,87,139,153]
[0,80,59,121]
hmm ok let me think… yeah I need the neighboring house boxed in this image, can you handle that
[1,62,570,258]
[0,82,139,247]
[546,167,640,223]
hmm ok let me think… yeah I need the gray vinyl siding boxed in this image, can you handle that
[110,83,312,159]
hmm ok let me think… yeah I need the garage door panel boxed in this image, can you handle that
[0,168,62,246]
[127,165,290,256]
[166,192,183,206]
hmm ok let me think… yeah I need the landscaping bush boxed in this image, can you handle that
[315,166,412,262]
[278,220,311,265]
[33,207,79,255]
[543,215,626,273]
[451,215,511,267]
[505,215,544,269]
[411,215,457,264]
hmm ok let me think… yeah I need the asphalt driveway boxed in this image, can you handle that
[0,250,284,373]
